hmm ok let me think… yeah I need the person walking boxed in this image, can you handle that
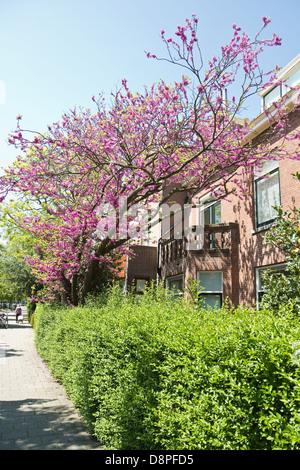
[15,304,22,323]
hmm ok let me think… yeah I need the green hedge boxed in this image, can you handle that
[34,286,300,450]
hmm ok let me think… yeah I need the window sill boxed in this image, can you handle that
[252,221,276,235]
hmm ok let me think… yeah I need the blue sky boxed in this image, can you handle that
[0,0,299,170]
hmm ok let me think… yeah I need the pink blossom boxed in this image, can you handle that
[262,16,271,26]
[0,14,298,305]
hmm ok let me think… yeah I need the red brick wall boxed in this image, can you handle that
[219,133,300,306]
[126,245,157,290]
[185,225,239,306]
[129,110,300,306]
[189,110,300,306]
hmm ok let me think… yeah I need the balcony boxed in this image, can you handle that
[160,223,238,264]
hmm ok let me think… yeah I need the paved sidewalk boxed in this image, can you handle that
[0,310,102,450]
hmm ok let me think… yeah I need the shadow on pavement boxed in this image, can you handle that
[0,398,101,450]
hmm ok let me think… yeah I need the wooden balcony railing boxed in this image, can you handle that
[160,223,238,264]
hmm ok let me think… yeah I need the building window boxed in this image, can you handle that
[204,201,221,225]
[166,275,183,297]
[203,200,221,248]
[254,163,280,229]
[263,85,282,108]
[262,63,300,109]
[285,67,300,92]
[256,264,287,306]
[197,271,223,309]
[135,278,148,294]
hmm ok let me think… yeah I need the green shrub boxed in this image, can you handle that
[30,312,35,328]
[34,286,300,450]
[27,299,37,323]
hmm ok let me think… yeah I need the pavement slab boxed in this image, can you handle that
[0,309,102,450]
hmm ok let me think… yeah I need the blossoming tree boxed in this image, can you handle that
[1,16,299,305]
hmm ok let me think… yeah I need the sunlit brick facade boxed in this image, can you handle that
[124,54,300,308]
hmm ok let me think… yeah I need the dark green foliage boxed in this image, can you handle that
[35,285,300,450]
[0,250,40,302]
[27,299,37,323]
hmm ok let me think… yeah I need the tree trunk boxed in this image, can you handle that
[71,273,79,306]
[60,275,72,304]
[80,258,98,304]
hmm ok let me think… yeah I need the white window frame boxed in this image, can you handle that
[136,278,147,293]
[166,274,183,297]
[254,160,280,229]
[256,263,287,307]
[262,61,300,109]
[200,194,222,249]
[197,270,223,309]
[263,85,282,108]
[200,193,222,225]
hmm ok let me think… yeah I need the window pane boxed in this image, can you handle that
[256,264,287,306]
[258,264,287,290]
[263,85,281,108]
[203,202,221,224]
[285,68,300,90]
[256,170,280,226]
[204,207,210,225]
[197,271,222,292]
[212,202,221,224]
[258,270,264,291]
[167,276,183,295]
[200,294,222,309]
[136,279,146,292]
[254,159,279,178]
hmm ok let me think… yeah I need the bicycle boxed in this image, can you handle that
[0,312,8,329]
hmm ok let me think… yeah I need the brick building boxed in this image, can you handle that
[124,54,300,308]
[124,245,158,294]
